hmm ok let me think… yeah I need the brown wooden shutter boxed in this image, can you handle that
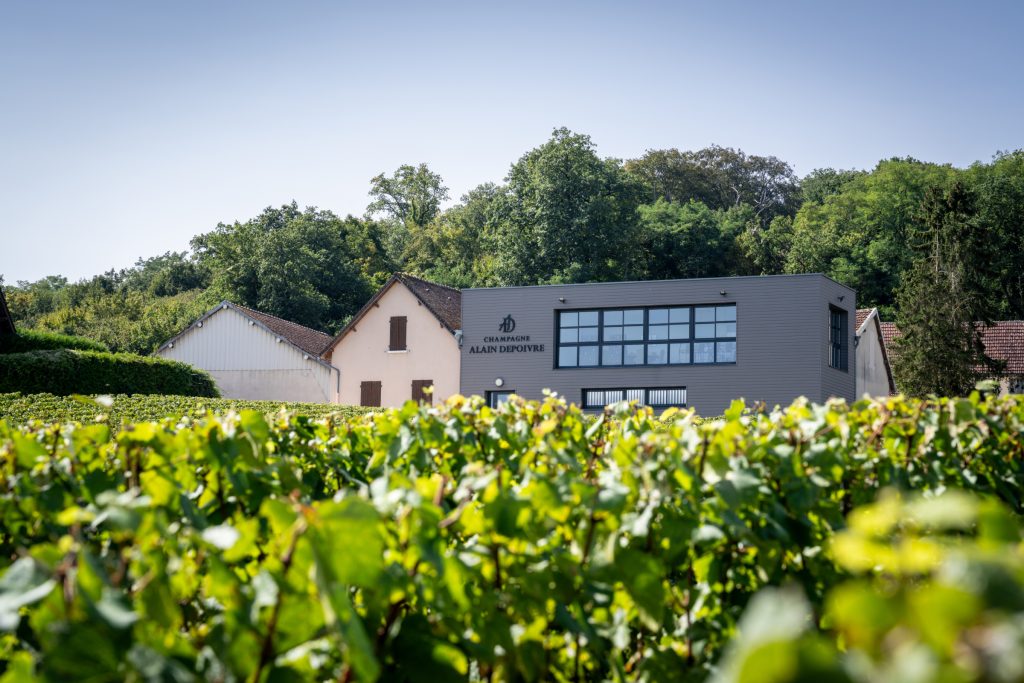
[360,381,382,407]
[411,380,433,403]
[389,316,407,351]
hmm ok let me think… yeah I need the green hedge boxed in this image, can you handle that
[0,329,108,353]
[0,349,218,397]
[0,393,1022,681]
[0,392,372,426]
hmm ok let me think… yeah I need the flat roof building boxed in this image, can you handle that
[459,273,856,416]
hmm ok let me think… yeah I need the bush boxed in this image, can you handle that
[0,349,218,397]
[0,329,107,353]
[0,392,372,426]
[0,393,1021,681]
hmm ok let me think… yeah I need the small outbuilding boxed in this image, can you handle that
[322,273,461,407]
[855,308,896,397]
[157,301,336,402]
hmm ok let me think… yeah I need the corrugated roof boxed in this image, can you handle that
[322,272,462,355]
[0,285,15,335]
[230,303,333,356]
[879,320,1024,375]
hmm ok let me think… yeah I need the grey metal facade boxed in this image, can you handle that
[459,274,856,416]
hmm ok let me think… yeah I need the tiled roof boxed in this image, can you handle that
[981,321,1024,374]
[231,303,333,356]
[322,273,462,355]
[0,286,15,335]
[879,320,1024,375]
[395,273,461,332]
[856,308,871,330]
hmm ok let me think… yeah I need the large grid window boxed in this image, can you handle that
[557,304,736,368]
[582,387,687,409]
[829,307,848,371]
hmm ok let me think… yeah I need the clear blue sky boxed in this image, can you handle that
[2,0,1021,283]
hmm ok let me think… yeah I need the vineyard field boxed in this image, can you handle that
[0,393,1023,681]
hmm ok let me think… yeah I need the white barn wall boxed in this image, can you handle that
[159,306,335,402]
[856,313,892,397]
[329,284,460,407]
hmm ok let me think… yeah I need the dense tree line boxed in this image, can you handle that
[6,128,1023,387]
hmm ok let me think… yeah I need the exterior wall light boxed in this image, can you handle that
[558,297,566,303]
[197,321,203,328]
[495,378,504,387]
[303,354,310,360]
[276,338,283,343]
[720,290,727,296]
[249,320,255,326]
[168,342,174,349]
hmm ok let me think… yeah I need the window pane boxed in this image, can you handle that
[647,343,668,364]
[716,305,736,321]
[579,311,599,326]
[716,322,736,338]
[624,345,645,365]
[579,346,599,366]
[670,307,690,323]
[670,343,690,364]
[579,327,599,343]
[624,309,644,325]
[649,308,668,324]
[604,326,623,342]
[649,325,668,340]
[695,307,715,322]
[626,388,645,403]
[602,345,622,365]
[717,341,737,363]
[694,342,714,363]
[624,325,644,341]
[669,324,689,339]
[694,323,715,338]
[560,311,578,327]
[561,328,578,343]
[559,346,577,367]
[604,310,623,326]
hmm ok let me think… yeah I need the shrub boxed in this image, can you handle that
[0,392,372,426]
[0,349,218,397]
[0,329,107,353]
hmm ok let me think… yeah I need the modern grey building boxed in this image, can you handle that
[459,274,856,416]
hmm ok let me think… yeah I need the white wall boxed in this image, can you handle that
[856,314,892,397]
[329,283,460,407]
[158,306,336,403]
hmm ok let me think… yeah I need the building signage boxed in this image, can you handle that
[467,315,546,354]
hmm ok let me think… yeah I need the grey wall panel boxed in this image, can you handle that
[820,277,857,404]
[460,274,856,416]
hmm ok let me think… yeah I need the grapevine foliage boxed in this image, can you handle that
[0,392,1022,681]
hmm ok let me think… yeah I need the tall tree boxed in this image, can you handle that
[491,128,645,285]
[366,163,450,265]
[893,182,1002,396]
[785,158,955,314]
[626,145,801,225]
[191,203,379,331]
[635,200,748,280]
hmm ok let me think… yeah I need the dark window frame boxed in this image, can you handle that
[555,304,737,369]
[411,379,433,403]
[828,306,848,372]
[486,390,515,408]
[581,386,688,410]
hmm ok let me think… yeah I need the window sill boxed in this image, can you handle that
[387,350,409,354]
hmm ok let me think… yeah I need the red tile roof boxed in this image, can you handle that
[878,320,1024,375]
[856,308,871,330]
